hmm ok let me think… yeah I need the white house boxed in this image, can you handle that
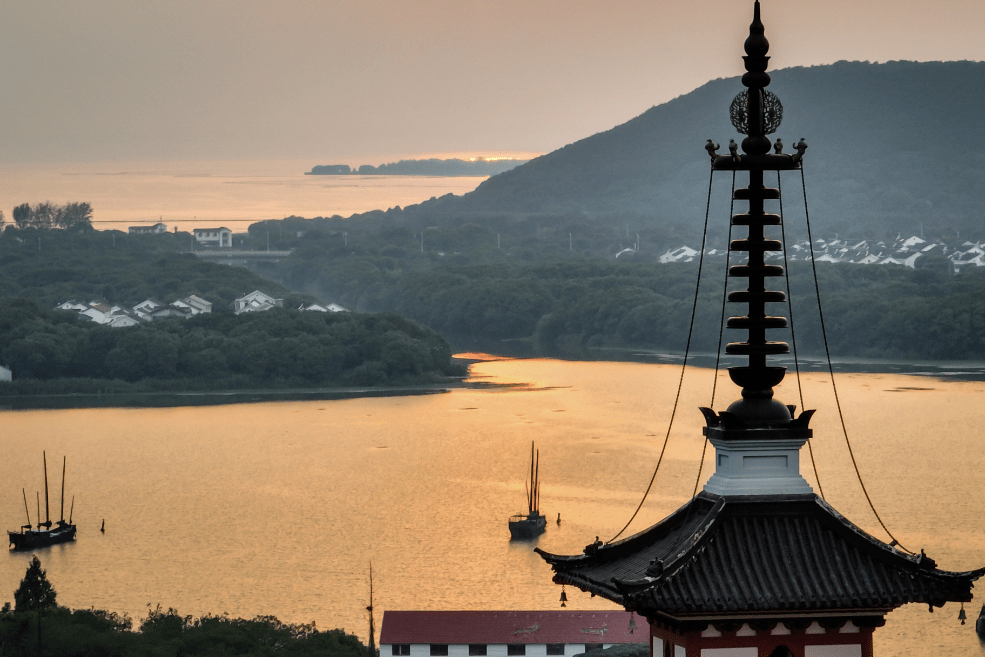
[106,314,141,328]
[658,246,699,264]
[300,303,349,313]
[234,290,283,314]
[128,222,168,235]
[133,299,164,320]
[379,611,647,657]
[55,301,89,313]
[148,304,194,321]
[898,235,926,251]
[172,295,213,315]
[193,227,233,248]
[78,302,124,325]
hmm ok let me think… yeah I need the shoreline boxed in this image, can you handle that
[5,351,985,411]
[0,384,457,411]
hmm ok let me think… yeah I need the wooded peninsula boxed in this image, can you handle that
[306,157,528,177]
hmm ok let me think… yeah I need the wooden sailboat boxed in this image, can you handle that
[8,453,77,550]
[508,441,546,540]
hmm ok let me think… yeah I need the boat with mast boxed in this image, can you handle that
[508,441,546,539]
[8,452,76,550]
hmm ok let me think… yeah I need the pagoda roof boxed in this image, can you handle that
[536,492,984,618]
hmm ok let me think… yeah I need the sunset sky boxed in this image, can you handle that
[2,0,983,164]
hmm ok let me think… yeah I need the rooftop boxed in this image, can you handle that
[379,611,648,645]
[537,493,984,619]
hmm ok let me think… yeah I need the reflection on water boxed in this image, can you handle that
[0,359,982,656]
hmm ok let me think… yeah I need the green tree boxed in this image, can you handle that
[14,556,57,612]
[56,202,94,231]
[12,203,31,228]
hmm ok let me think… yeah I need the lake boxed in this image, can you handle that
[0,358,981,657]
[0,159,495,233]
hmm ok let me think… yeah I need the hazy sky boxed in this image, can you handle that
[2,0,983,164]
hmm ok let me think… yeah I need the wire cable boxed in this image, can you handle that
[608,166,717,544]
[690,171,736,500]
[799,166,909,553]
[778,172,825,500]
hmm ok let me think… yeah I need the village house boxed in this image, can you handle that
[171,294,212,315]
[133,299,164,320]
[658,246,699,264]
[128,222,168,235]
[300,302,349,313]
[379,611,647,657]
[652,234,985,273]
[192,227,233,248]
[234,290,283,314]
[105,314,141,328]
[57,296,213,326]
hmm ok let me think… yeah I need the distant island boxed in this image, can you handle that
[306,157,530,177]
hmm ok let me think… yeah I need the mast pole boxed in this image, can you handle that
[36,492,40,530]
[529,441,535,515]
[69,496,75,524]
[367,563,376,657]
[43,451,50,527]
[60,456,66,522]
[534,449,540,515]
[22,488,30,527]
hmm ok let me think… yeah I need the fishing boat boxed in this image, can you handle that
[8,452,76,550]
[508,441,546,540]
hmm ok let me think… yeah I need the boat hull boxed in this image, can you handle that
[8,524,76,550]
[509,514,546,540]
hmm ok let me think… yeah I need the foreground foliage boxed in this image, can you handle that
[14,556,57,613]
[0,557,371,656]
[0,603,369,657]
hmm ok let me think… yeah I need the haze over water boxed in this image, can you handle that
[1,360,981,657]
[0,158,518,233]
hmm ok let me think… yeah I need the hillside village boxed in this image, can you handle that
[56,290,348,328]
[657,235,984,272]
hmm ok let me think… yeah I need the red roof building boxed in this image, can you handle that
[380,611,647,657]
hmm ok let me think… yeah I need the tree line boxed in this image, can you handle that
[256,237,985,361]
[0,299,463,393]
[5,555,369,656]
[11,202,94,230]
[0,225,307,310]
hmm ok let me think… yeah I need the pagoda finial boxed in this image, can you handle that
[715,1,791,422]
[740,0,772,156]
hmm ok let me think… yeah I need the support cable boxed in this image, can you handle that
[777,172,825,500]
[800,167,909,553]
[608,167,717,544]
[691,172,736,500]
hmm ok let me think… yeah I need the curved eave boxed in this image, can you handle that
[537,492,985,616]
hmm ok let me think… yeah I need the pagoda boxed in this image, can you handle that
[536,4,984,657]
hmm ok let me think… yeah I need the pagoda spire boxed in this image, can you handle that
[708,0,799,426]
[538,10,984,656]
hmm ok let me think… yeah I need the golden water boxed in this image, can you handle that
[0,359,982,656]
[0,159,490,233]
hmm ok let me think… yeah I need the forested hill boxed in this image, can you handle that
[401,60,985,241]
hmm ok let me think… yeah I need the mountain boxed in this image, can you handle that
[404,60,985,242]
